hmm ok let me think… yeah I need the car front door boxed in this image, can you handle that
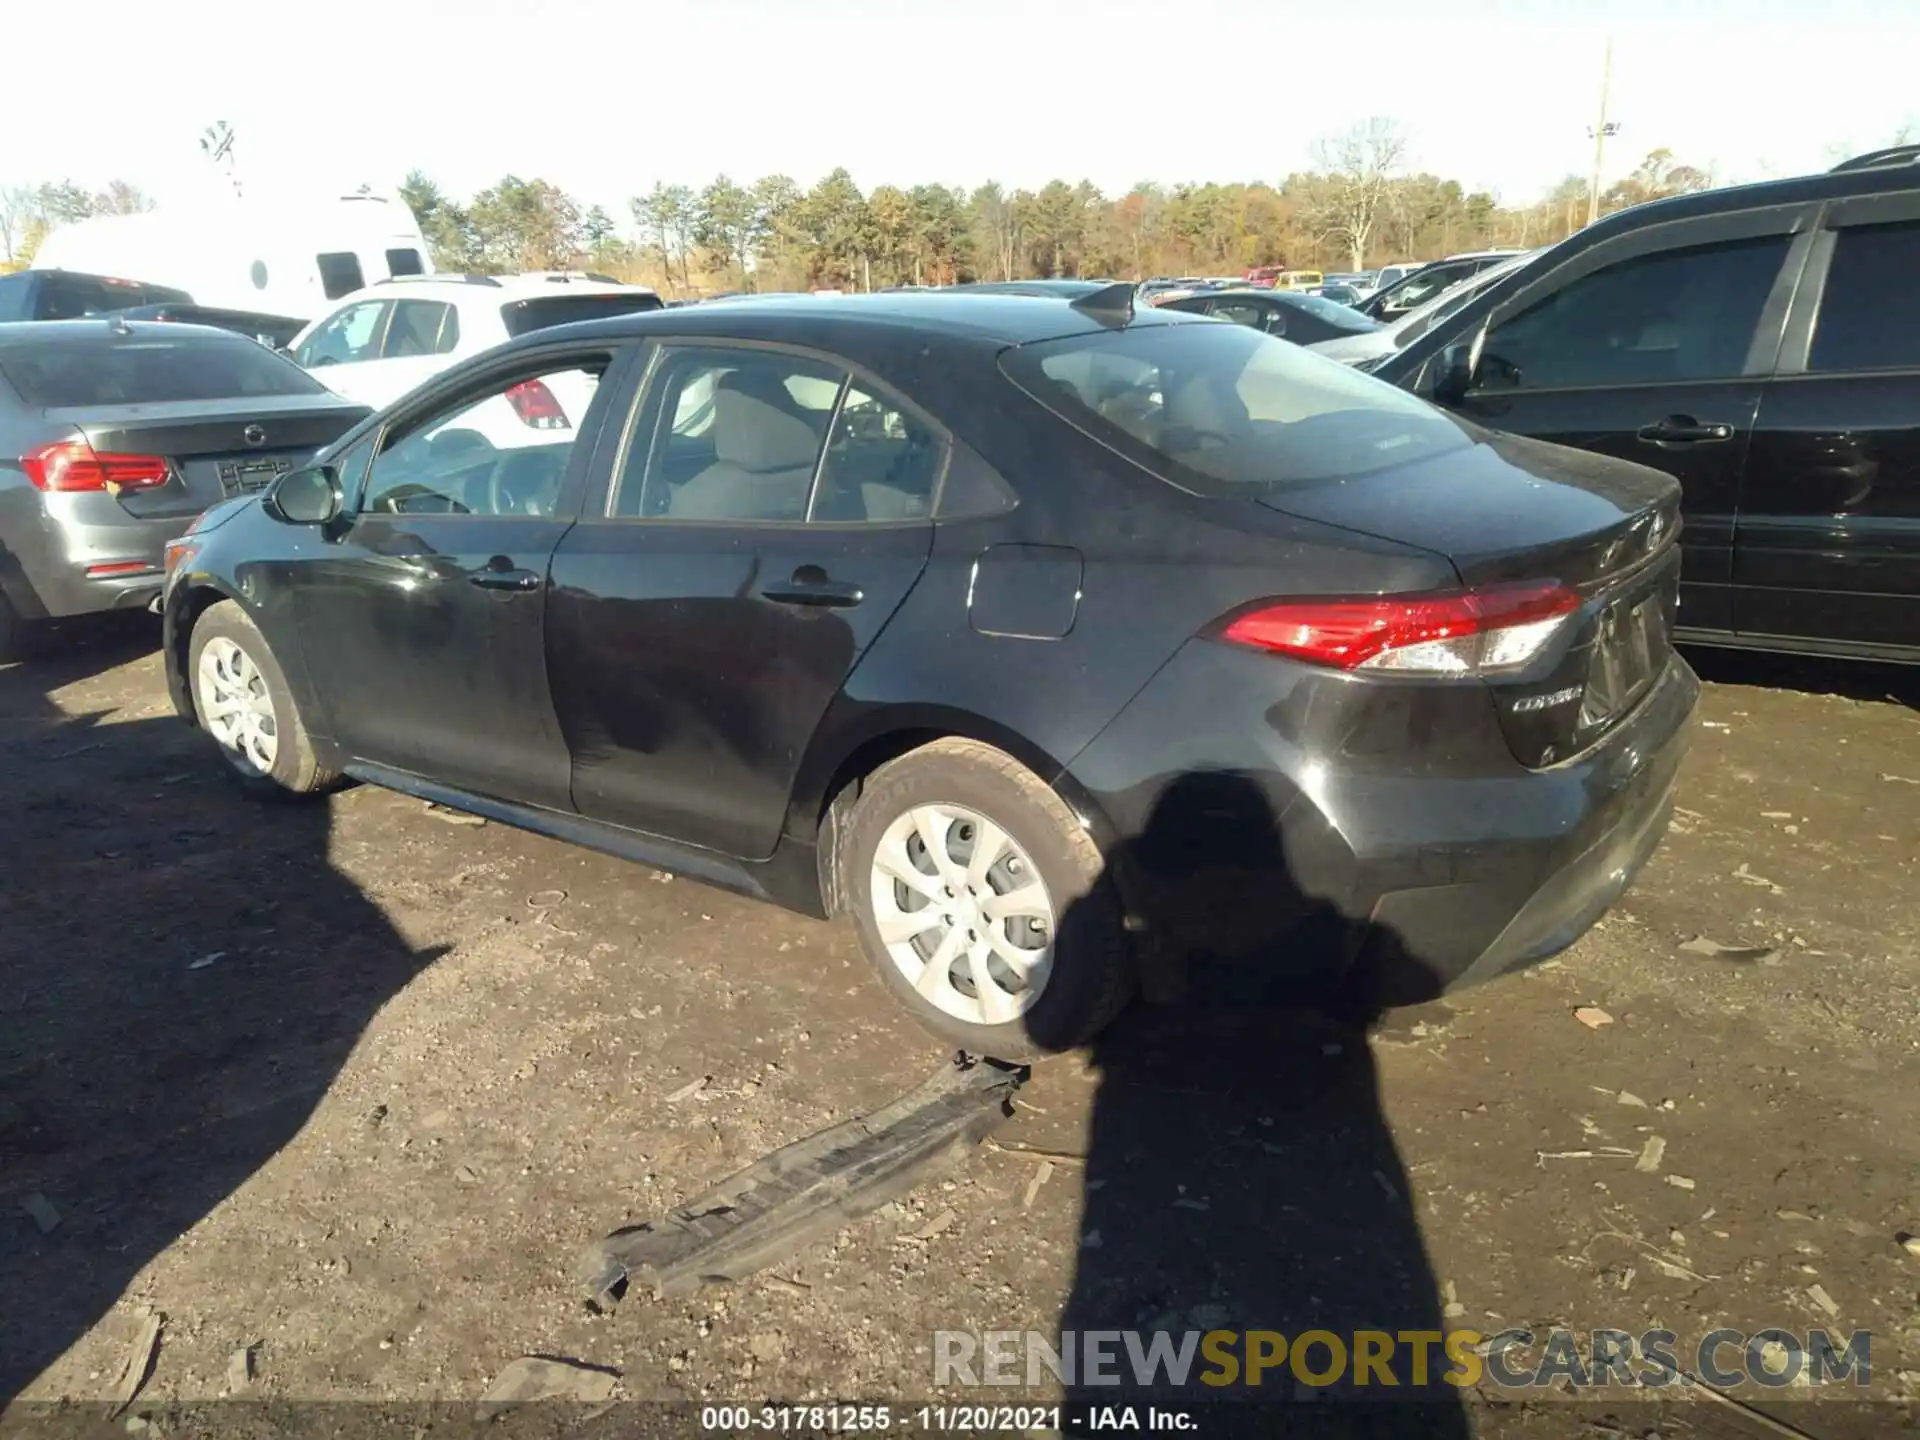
[1413,210,1811,636]
[1737,192,1920,657]
[286,341,634,808]
[291,299,394,406]
[545,342,942,859]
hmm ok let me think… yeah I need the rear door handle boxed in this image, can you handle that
[1637,416,1734,445]
[762,566,864,609]
[469,567,543,592]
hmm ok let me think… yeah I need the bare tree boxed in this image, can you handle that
[0,186,33,264]
[1306,118,1408,270]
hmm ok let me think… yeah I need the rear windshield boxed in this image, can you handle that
[0,334,329,408]
[500,292,664,338]
[1000,319,1472,495]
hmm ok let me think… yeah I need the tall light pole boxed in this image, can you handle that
[1586,39,1618,227]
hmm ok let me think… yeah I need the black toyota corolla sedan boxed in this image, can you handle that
[160,287,1696,1057]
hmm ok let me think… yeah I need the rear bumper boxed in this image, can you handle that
[1064,640,1699,1006]
[0,487,178,620]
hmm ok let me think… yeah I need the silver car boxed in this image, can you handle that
[0,320,367,659]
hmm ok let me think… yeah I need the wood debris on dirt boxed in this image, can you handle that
[110,1310,164,1419]
[475,1356,619,1420]
[1573,1006,1614,1029]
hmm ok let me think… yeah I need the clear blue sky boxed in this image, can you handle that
[8,0,1915,218]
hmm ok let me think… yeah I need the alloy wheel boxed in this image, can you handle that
[868,803,1056,1027]
[197,636,280,776]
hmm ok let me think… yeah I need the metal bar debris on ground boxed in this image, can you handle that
[578,1054,1025,1308]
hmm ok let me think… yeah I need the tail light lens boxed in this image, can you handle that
[1220,581,1582,676]
[504,379,570,430]
[22,440,171,494]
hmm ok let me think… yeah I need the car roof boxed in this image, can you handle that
[332,276,649,308]
[528,290,1195,350]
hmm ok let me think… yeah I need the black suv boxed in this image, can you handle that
[1373,146,1920,665]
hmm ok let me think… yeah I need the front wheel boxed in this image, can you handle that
[843,738,1133,1059]
[189,600,335,798]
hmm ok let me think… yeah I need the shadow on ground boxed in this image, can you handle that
[1681,642,1919,709]
[0,629,445,1400]
[1042,772,1472,1436]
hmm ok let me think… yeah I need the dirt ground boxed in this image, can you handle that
[2,620,1917,1435]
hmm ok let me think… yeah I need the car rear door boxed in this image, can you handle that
[285,340,638,809]
[1415,207,1814,637]
[1736,190,1920,657]
[545,341,940,860]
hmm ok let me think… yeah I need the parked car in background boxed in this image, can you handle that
[115,303,309,351]
[1156,287,1383,345]
[1372,148,1920,664]
[938,280,1116,299]
[1309,251,1542,369]
[0,270,192,322]
[0,321,368,659]
[1357,250,1528,321]
[163,287,1693,1056]
[1308,283,1365,307]
[1368,262,1423,295]
[28,190,433,320]
[286,273,663,444]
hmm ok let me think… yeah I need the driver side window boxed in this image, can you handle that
[295,301,390,369]
[358,362,603,518]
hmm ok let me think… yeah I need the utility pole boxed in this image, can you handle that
[1586,39,1617,227]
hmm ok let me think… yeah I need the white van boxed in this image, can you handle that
[28,191,433,324]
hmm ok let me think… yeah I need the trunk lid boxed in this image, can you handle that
[1258,432,1684,768]
[50,395,369,521]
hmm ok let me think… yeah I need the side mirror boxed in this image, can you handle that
[264,464,342,526]
[1431,341,1479,406]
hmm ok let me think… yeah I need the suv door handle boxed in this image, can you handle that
[762,565,864,609]
[1637,416,1734,445]
[469,566,542,592]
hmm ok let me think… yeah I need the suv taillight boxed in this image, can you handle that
[21,440,172,494]
[505,379,570,430]
[1219,582,1581,676]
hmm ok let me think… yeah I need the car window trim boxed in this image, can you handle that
[1774,191,1920,377]
[589,335,952,529]
[341,338,639,522]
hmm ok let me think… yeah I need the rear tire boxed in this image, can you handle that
[0,592,49,664]
[188,600,336,799]
[843,738,1133,1060]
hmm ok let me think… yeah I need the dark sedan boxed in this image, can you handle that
[1156,288,1383,346]
[161,288,1696,1057]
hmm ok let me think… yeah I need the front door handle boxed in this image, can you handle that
[1637,416,1734,446]
[762,565,864,609]
[469,566,542,592]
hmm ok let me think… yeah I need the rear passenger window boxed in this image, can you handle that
[811,386,944,522]
[1809,219,1920,373]
[611,348,841,521]
[1478,235,1791,390]
[384,300,458,358]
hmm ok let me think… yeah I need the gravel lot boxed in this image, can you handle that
[2,623,1916,1434]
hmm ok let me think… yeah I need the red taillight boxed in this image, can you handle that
[21,440,171,494]
[504,379,570,430]
[1220,581,1582,676]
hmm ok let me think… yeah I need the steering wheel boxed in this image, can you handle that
[487,453,557,516]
